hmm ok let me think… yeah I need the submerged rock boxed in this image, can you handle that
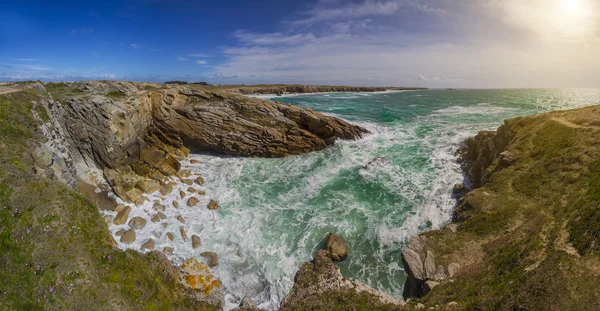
[141,239,155,251]
[207,200,219,210]
[192,235,201,249]
[200,252,219,267]
[128,216,147,230]
[326,233,347,262]
[187,197,199,207]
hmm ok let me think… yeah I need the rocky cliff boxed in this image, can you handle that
[45,81,368,205]
[402,106,600,309]
[221,84,426,95]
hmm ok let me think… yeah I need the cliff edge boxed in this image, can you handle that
[402,106,600,309]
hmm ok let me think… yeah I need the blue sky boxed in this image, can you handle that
[1,0,599,87]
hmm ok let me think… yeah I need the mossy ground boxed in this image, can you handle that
[413,107,600,310]
[0,88,218,310]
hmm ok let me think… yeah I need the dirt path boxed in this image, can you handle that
[0,87,19,95]
[551,117,600,130]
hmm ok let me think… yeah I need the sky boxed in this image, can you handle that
[1,0,599,88]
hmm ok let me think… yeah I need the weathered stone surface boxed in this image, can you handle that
[192,235,201,249]
[120,228,136,244]
[187,197,199,207]
[178,169,191,178]
[207,200,218,210]
[200,251,219,267]
[128,216,147,230]
[452,183,466,195]
[159,184,173,196]
[325,233,347,261]
[280,250,403,310]
[125,188,144,204]
[180,258,223,308]
[181,179,193,185]
[113,205,132,225]
[136,179,161,194]
[141,239,155,251]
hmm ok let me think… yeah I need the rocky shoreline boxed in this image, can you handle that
[0,80,401,310]
[2,80,598,310]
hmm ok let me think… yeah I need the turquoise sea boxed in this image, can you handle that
[190,89,600,310]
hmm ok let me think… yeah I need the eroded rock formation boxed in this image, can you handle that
[50,81,369,203]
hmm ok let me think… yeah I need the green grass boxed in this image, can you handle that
[0,88,218,310]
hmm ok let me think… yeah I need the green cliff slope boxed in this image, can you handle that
[0,88,217,310]
[405,106,600,310]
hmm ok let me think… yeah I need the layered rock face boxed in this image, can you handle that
[50,81,368,203]
[151,88,368,157]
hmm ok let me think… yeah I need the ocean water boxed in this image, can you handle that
[107,89,600,310]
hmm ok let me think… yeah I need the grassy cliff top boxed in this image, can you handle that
[410,105,600,310]
[0,88,218,310]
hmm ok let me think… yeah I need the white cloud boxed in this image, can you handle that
[176,57,187,61]
[91,52,101,58]
[130,43,140,48]
[210,0,600,87]
[196,60,208,65]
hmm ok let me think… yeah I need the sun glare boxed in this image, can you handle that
[562,0,582,14]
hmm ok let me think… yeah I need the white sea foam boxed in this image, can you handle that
[104,92,551,310]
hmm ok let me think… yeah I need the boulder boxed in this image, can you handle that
[207,200,219,210]
[195,176,205,186]
[173,201,179,208]
[192,235,201,249]
[190,159,199,164]
[452,183,466,195]
[182,179,193,185]
[187,187,197,193]
[201,251,219,267]
[163,247,174,254]
[179,190,186,199]
[178,169,192,178]
[180,228,188,241]
[113,206,132,225]
[128,216,147,230]
[141,239,155,251]
[115,228,126,236]
[187,197,199,207]
[167,232,175,241]
[159,184,173,196]
[120,228,136,244]
[151,214,160,223]
[125,188,144,204]
[158,211,167,220]
[177,215,185,223]
[326,233,347,261]
[136,179,161,194]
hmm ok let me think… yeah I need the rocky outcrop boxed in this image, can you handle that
[150,88,368,157]
[281,250,404,310]
[325,233,347,261]
[401,236,450,299]
[223,85,426,95]
[49,81,368,203]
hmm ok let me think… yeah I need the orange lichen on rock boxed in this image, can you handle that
[180,258,220,296]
